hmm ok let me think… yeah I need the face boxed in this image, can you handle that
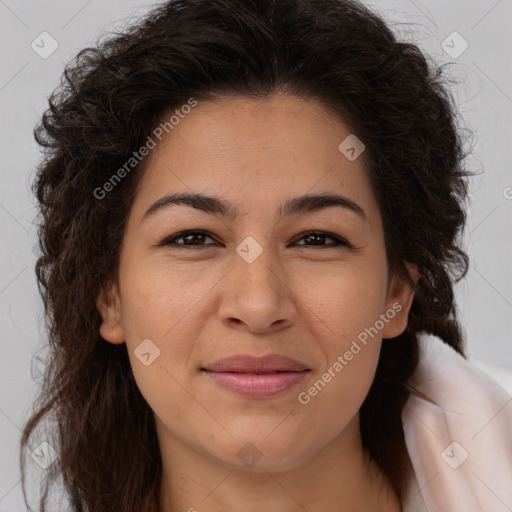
[97,93,417,472]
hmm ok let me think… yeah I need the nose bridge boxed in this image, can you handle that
[216,230,298,332]
[233,233,283,293]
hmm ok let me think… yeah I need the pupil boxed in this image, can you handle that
[306,234,323,245]
[185,233,203,245]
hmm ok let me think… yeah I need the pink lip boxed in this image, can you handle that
[202,353,308,373]
[203,370,310,397]
[201,353,310,397]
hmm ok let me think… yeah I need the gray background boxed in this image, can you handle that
[1,0,511,509]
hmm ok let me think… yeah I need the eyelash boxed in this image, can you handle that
[160,230,352,249]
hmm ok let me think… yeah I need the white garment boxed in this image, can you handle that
[401,332,512,512]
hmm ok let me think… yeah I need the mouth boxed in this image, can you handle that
[202,369,305,374]
[201,370,310,397]
[200,353,311,397]
[202,353,309,373]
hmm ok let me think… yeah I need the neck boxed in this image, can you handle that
[157,414,402,512]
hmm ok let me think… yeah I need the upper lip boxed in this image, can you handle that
[202,354,309,373]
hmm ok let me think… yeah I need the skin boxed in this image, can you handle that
[97,93,419,512]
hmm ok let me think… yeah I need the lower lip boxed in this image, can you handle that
[202,370,310,397]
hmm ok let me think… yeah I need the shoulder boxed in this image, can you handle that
[401,332,512,512]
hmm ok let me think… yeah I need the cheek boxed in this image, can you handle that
[296,262,388,341]
[299,334,381,436]
[119,273,203,411]
[291,337,381,463]
[303,328,382,405]
[120,264,208,342]
[128,357,202,441]
[295,264,386,408]
[123,305,198,406]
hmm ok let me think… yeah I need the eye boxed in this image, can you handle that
[160,230,216,248]
[160,230,352,249]
[291,231,352,249]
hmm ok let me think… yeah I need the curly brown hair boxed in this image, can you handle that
[21,0,473,510]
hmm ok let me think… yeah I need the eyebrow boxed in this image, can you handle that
[142,192,367,223]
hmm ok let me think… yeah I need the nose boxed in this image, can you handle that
[217,241,298,334]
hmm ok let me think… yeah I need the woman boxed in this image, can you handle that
[21,0,512,511]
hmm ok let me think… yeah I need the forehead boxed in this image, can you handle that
[131,93,380,229]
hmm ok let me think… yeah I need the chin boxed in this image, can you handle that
[208,437,309,473]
